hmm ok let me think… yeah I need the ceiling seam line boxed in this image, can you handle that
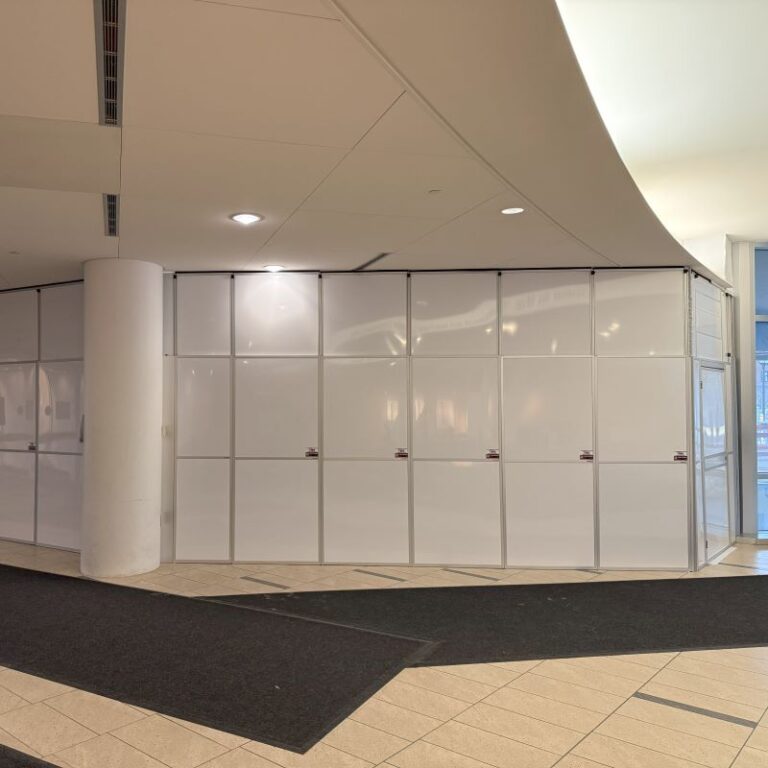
[328,0,621,268]
[194,0,341,22]
[247,89,408,266]
[119,126,352,151]
[383,191,508,262]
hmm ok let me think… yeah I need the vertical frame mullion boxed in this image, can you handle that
[406,272,415,565]
[497,272,506,568]
[33,288,41,545]
[229,274,236,563]
[318,274,324,564]
[590,269,600,570]
[172,275,178,563]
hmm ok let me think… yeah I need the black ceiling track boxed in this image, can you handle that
[94,0,125,125]
[354,252,392,271]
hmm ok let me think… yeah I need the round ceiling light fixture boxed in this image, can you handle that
[229,212,263,225]
[500,207,525,215]
[263,265,285,273]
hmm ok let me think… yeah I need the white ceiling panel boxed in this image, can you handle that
[304,149,504,218]
[0,188,115,286]
[119,197,280,269]
[334,0,698,271]
[195,0,338,19]
[0,253,86,289]
[385,195,611,270]
[0,117,120,194]
[124,0,402,147]
[0,0,98,122]
[121,127,343,205]
[356,94,468,158]
[252,210,440,270]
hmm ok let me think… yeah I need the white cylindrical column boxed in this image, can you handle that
[81,258,163,577]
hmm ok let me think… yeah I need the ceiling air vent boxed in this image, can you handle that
[103,194,119,237]
[95,0,124,125]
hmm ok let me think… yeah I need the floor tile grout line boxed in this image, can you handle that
[375,674,477,709]
[570,647,716,768]
[505,672,632,717]
[51,732,172,768]
[0,722,43,761]
[430,666,588,761]
[566,648,755,766]
[108,720,219,768]
[616,709,753,749]
[553,750,614,768]
[575,731,722,768]
[344,705,438,747]
[557,657,668,683]
[668,657,768,695]
[447,696,587,750]
[678,648,768,676]
[527,666,644,700]
[156,711,249,751]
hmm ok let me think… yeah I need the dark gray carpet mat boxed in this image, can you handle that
[0,746,57,768]
[0,564,432,753]
[203,574,768,666]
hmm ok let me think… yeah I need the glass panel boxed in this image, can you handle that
[755,249,768,315]
[701,367,726,457]
[757,322,768,354]
[703,459,729,558]
[757,359,768,473]
[758,477,768,533]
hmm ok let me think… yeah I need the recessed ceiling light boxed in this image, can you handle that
[229,212,263,225]
[264,265,284,272]
[500,207,525,215]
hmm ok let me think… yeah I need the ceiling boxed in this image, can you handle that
[557,0,768,245]
[0,0,727,289]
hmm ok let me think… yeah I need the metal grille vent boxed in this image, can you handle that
[95,0,123,125]
[103,194,119,236]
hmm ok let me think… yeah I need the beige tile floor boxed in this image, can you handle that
[1,539,768,767]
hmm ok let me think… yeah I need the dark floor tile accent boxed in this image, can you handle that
[240,575,290,589]
[633,691,758,728]
[443,568,500,581]
[354,569,407,582]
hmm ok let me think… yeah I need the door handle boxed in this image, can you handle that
[305,447,319,458]
[485,449,500,460]
[673,451,688,462]
[394,448,409,459]
[27,441,36,451]
[579,450,594,462]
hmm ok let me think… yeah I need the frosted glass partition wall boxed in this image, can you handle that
[170,269,734,570]
[0,283,84,549]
